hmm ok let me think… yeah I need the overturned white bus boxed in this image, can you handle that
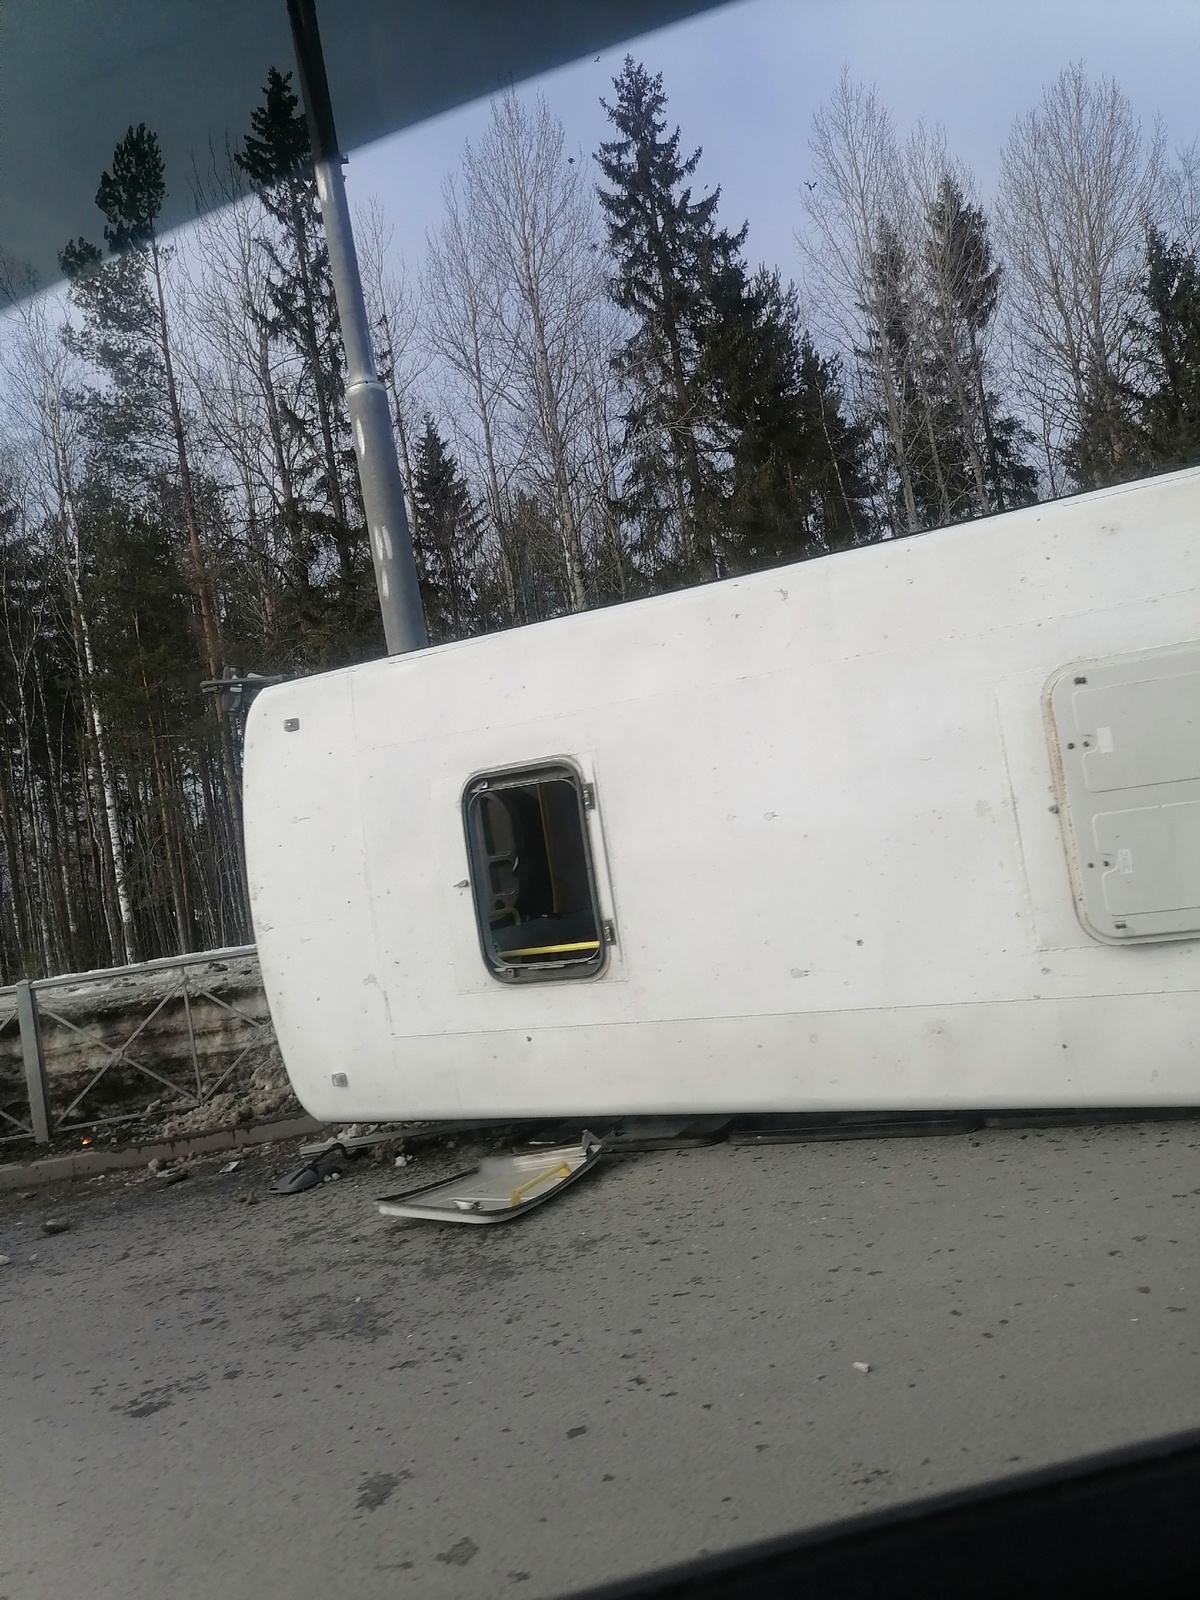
[244,467,1200,1123]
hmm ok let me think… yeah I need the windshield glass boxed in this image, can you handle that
[1,3,1198,1597]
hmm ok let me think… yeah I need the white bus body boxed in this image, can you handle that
[244,469,1200,1123]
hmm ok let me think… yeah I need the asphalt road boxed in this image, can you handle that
[2,1119,1198,1599]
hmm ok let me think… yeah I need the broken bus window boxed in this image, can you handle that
[463,764,605,981]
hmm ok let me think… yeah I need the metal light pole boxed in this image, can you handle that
[286,0,427,655]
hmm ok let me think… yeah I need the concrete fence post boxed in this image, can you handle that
[16,981,51,1145]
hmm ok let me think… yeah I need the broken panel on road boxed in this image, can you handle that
[376,1134,602,1224]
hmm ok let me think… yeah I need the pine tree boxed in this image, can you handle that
[58,124,250,947]
[237,69,376,657]
[410,417,482,642]
[61,125,221,687]
[58,242,167,494]
[596,58,746,580]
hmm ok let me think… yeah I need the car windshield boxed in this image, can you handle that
[1,2,1198,1597]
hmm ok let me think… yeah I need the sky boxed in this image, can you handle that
[3,0,1196,335]
[340,0,1200,286]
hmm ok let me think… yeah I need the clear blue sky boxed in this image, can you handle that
[342,0,1200,283]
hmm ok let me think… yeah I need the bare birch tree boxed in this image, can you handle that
[424,172,521,619]
[802,73,918,533]
[0,296,140,961]
[178,190,298,658]
[460,91,609,611]
[1164,139,1200,257]
[357,198,427,529]
[997,65,1164,484]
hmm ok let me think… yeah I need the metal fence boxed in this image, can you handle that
[0,945,274,1148]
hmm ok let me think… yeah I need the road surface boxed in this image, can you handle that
[2,1119,1198,1598]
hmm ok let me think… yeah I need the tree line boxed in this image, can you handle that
[1,59,1198,980]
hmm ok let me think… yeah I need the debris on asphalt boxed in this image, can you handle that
[270,1143,346,1195]
[147,1158,162,1173]
[377,1133,602,1225]
[301,1128,396,1159]
[545,1115,732,1153]
[852,1362,871,1374]
[730,1113,982,1145]
[41,1218,70,1235]
[394,1154,410,1168]
[0,1254,10,1267]
[157,1057,296,1140]
[301,1122,492,1160]
[271,1165,320,1196]
[220,1160,241,1174]
[156,1166,189,1184]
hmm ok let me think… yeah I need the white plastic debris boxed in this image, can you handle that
[852,1362,871,1374]
[378,1133,602,1226]
[394,1154,410,1168]
[219,1160,241,1174]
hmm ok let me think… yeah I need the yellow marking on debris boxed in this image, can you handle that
[509,1161,572,1207]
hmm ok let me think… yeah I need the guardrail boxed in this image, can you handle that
[0,946,274,1148]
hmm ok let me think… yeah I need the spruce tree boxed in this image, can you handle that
[498,491,571,625]
[706,269,869,567]
[921,179,1036,514]
[410,417,482,642]
[596,58,746,580]
[857,220,931,528]
[1131,229,1200,471]
[599,59,871,578]
[859,193,1035,532]
[1074,229,1200,484]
